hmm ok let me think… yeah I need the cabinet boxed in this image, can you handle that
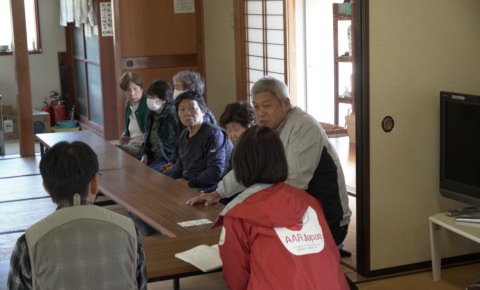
[333,3,355,126]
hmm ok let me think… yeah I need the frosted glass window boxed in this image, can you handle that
[73,26,85,58]
[249,56,264,70]
[266,15,283,30]
[249,69,265,82]
[87,64,103,125]
[267,44,283,59]
[248,28,263,43]
[266,1,283,15]
[248,15,263,29]
[267,58,285,74]
[247,2,262,14]
[269,72,285,81]
[75,60,88,117]
[85,26,100,62]
[248,42,264,57]
[267,30,284,44]
[242,0,288,96]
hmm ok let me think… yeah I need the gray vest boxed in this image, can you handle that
[25,200,138,289]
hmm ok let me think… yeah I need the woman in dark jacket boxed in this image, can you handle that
[169,91,232,192]
[138,80,179,171]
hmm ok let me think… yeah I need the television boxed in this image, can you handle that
[440,91,480,207]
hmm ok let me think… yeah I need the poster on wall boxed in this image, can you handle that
[100,2,113,36]
[174,0,195,14]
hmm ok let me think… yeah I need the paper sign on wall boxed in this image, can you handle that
[100,2,113,36]
[174,0,195,14]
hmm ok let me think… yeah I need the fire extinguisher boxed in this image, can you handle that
[49,91,66,126]
[41,98,55,126]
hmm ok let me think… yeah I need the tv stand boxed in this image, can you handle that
[429,213,480,280]
[454,215,480,224]
[444,206,480,217]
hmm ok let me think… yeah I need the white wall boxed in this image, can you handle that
[369,0,480,270]
[0,1,66,110]
[202,0,236,121]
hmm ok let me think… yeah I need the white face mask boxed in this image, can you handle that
[173,89,185,99]
[147,98,161,111]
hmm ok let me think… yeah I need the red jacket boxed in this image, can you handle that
[214,182,349,290]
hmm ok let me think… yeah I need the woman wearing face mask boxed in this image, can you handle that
[138,80,179,171]
[172,71,217,126]
[117,72,149,157]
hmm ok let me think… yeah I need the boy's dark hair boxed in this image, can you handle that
[174,91,208,114]
[219,102,256,129]
[40,141,99,204]
[233,125,288,187]
[146,80,174,104]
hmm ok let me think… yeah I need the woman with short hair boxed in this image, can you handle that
[117,72,149,157]
[213,126,349,290]
[219,101,255,145]
[169,91,232,192]
[161,71,217,172]
[138,80,179,171]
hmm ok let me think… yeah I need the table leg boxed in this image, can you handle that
[429,221,442,281]
[40,143,45,156]
[173,278,180,290]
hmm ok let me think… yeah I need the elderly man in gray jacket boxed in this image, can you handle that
[187,76,352,249]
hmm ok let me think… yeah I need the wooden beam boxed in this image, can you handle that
[10,0,35,157]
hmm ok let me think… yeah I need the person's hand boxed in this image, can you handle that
[120,133,130,144]
[140,154,148,165]
[161,162,174,172]
[186,192,221,206]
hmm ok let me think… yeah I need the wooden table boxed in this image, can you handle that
[36,131,223,237]
[99,167,223,237]
[36,131,141,171]
[144,228,222,285]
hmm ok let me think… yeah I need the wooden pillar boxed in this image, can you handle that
[10,0,35,156]
[112,0,124,139]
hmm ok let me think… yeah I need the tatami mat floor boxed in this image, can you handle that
[2,140,479,289]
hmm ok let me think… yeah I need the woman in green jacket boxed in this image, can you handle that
[117,72,149,157]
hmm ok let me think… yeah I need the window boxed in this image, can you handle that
[0,0,41,55]
[234,0,296,102]
[72,21,104,126]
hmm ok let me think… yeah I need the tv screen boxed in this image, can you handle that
[440,91,480,207]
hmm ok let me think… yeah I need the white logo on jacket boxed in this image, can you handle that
[274,206,325,255]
